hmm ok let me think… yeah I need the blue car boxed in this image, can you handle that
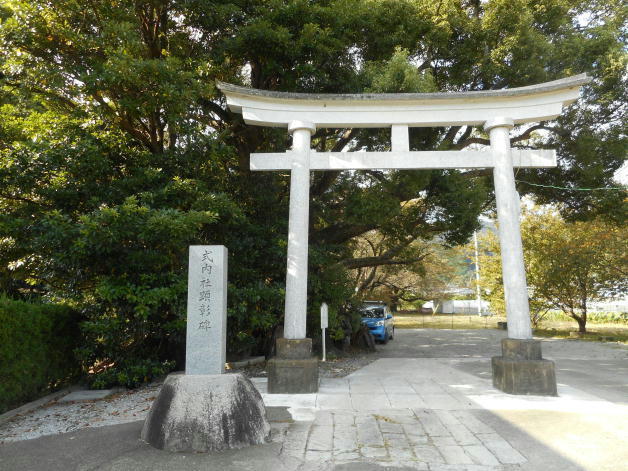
[360,302,394,343]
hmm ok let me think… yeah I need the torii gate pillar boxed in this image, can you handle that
[486,117,533,340]
[486,117,557,395]
[218,74,589,396]
[284,120,316,340]
[266,121,320,393]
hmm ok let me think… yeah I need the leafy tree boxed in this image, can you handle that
[353,231,469,311]
[476,229,552,327]
[478,208,627,332]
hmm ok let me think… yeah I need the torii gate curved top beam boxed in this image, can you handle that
[217,74,590,128]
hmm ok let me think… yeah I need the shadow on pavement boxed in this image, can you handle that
[0,408,590,471]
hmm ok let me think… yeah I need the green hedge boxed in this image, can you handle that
[541,310,628,325]
[0,296,81,414]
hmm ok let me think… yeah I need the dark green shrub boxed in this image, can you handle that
[87,359,176,390]
[0,296,81,413]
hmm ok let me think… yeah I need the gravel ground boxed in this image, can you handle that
[0,349,377,444]
[0,384,161,444]
[230,349,377,379]
[318,351,377,378]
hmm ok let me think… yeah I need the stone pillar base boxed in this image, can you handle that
[492,338,557,396]
[268,338,319,393]
[141,373,270,452]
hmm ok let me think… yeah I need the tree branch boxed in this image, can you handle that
[456,123,558,150]
[7,81,79,111]
[439,126,462,149]
[456,136,489,148]
[0,193,52,207]
[341,240,427,270]
[313,223,378,245]
[510,123,549,144]
[310,129,358,197]
[453,126,474,149]
[358,266,379,292]
[342,256,421,270]
[198,98,233,123]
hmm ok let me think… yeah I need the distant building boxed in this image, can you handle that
[424,299,492,315]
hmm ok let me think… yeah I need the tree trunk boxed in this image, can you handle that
[575,315,587,333]
[576,303,588,333]
[568,306,587,334]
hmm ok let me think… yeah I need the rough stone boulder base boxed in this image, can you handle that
[141,373,270,452]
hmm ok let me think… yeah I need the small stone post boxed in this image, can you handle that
[267,120,319,394]
[321,302,328,362]
[486,118,557,395]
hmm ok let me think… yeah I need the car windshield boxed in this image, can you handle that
[360,307,385,318]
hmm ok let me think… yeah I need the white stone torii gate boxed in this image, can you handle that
[218,74,590,395]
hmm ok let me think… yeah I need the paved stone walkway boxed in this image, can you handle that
[257,364,536,470]
[253,329,628,470]
[277,409,525,469]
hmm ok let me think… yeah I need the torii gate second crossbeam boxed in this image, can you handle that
[218,74,590,396]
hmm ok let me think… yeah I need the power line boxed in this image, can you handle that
[516,180,626,191]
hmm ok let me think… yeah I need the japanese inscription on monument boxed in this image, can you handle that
[185,245,228,375]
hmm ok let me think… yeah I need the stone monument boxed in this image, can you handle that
[185,245,227,375]
[218,75,591,396]
[141,246,270,452]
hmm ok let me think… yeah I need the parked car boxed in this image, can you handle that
[359,301,394,343]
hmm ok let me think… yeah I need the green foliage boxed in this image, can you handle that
[0,295,80,413]
[542,310,628,325]
[478,208,628,332]
[226,282,285,359]
[307,245,359,343]
[364,47,437,93]
[89,359,176,390]
[353,233,471,310]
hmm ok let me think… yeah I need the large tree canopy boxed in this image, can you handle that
[0,0,625,386]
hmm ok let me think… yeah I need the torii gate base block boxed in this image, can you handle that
[267,338,319,394]
[492,339,557,396]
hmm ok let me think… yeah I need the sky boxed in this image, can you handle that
[614,161,628,185]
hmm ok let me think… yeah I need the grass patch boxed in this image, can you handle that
[394,313,507,330]
[394,312,628,344]
[533,327,628,343]
[541,310,627,325]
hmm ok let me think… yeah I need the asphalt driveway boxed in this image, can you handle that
[378,328,628,404]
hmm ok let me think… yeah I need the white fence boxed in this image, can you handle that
[586,301,628,313]
[423,299,627,315]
